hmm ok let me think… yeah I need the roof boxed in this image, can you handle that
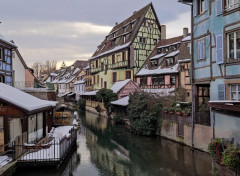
[90,3,160,60]
[143,88,175,96]
[0,83,57,112]
[165,50,180,57]
[111,96,129,106]
[136,64,179,76]
[150,53,166,60]
[74,80,85,85]
[110,79,131,93]
[0,34,17,48]
[15,49,28,69]
[182,35,191,42]
[81,90,98,96]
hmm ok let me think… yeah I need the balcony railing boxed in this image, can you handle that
[109,61,129,69]
[90,67,101,74]
[140,84,175,89]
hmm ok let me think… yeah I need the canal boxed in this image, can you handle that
[15,111,213,176]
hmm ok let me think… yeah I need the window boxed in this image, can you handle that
[117,54,121,62]
[170,76,176,85]
[148,23,153,29]
[151,60,158,67]
[152,76,165,86]
[226,0,240,9]
[0,48,2,60]
[101,78,103,88]
[122,52,126,61]
[0,76,4,83]
[198,40,205,60]
[112,55,115,64]
[125,71,131,79]
[166,58,174,66]
[104,82,107,89]
[97,75,99,84]
[93,76,96,84]
[140,37,146,44]
[105,64,108,75]
[153,39,157,45]
[140,77,147,86]
[198,0,205,14]
[123,36,126,43]
[227,31,240,60]
[96,60,99,68]
[230,84,240,100]
[112,72,117,82]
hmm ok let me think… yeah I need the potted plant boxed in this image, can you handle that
[182,108,191,116]
[169,107,175,114]
[163,107,169,113]
[175,108,182,115]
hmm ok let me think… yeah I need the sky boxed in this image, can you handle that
[0,0,191,68]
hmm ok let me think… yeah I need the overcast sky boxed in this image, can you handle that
[0,0,191,68]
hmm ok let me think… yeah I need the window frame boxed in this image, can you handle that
[227,30,240,61]
[112,72,117,83]
[125,71,131,79]
[230,84,240,101]
[0,48,2,60]
[197,39,206,60]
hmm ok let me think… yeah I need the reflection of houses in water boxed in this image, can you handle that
[85,129,131,176]
[85,111,108,132]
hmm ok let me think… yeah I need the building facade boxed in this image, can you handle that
[89,3,162,90]
[180,0,240,144]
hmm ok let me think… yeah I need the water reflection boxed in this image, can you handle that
[81,111,212,176]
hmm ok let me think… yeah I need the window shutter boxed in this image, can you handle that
[218,84,225,100]
[198,41,201,60]
[205,0,209,11]
[202,40,205,60]
[216,34,224,64]
[216,0,222,15]
[193,0,197,16]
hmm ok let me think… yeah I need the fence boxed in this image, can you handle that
[16,127,77,166]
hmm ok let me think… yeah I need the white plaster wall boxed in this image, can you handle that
[12,51,25,88]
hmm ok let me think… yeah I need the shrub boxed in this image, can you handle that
[127,91,162,136]
[113,114,125,125]
[96,88,118,115]
[175,107,182,113]
[182,108,191,114]
[222,145,240,174]
[208,138,224,162]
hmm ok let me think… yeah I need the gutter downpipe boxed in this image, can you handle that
[178,1,195,149]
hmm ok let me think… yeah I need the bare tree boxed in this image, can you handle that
[31,60,57,78]
[32,62,41,79]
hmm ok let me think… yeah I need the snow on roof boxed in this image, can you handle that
[52,78,59,83]
[73,67,80,75]
[44,77,51,83]
[165,50,180,58]
[136,64,179,76]
[178,59,191,63]
[182,35,191,42]
[90,42,131,60]
[111,79,131,93]
[111,96,129,106]
[81,90,98,96]
[143,88,175,96]
[59,92,72,97]
[74,80,85,85]
[157,42,180,49]
[50,73,58,77]
[0,34,17,48]
[150,53,166,60]
[84,65,90,70]
[209,100,240,103]
[0,83,57,112]
[65,76,76,84]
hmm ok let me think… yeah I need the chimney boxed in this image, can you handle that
[161,25,166,40]
[115,22,118,26]
[133,11,137,14]
[183,27,188,38]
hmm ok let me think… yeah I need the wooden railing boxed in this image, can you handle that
[108,61,128,69]
[90,67,101,74]
[86,100,105,110]
[140,84,175,89]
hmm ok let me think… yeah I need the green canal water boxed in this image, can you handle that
[15,111,213,176]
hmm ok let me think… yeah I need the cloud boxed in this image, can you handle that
[165,11,191,39]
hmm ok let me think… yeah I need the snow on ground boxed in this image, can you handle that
[0,156,12,168]
[21,126,74,161]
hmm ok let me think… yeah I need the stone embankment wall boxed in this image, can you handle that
[161,120,213,152]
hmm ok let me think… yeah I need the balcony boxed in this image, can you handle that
[140,84,175,89]
[90,67,101,74]
[109,60,129,69]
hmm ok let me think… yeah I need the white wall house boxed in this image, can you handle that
[74,79,85,101]
[12,49,29,89]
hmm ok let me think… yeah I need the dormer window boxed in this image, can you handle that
[166,57,174,66]
[151,60,158,67]
[123,35,126,43]
[165,48,169,52]
[113,33,116,38]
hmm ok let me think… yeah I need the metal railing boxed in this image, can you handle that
[90,67,101,74]
[16,128,77,164]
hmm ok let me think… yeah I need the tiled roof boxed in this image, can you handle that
[90,3,157,60]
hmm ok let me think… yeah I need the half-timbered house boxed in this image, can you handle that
[135,28,192,101]
[89,3,162,90]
